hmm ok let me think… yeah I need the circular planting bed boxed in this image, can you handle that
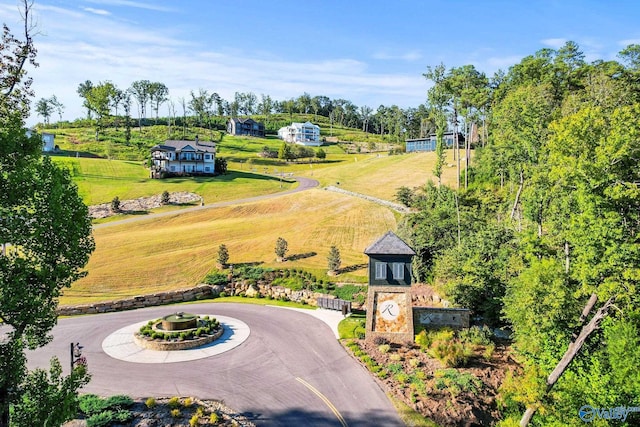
[133,314,224,351]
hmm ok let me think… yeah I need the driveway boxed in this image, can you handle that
[27,303,403,427]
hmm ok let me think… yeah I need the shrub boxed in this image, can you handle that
[275,237,288,260]
[209,412,220,424]
[216,244,229,267]
[483,343,496,360]
[114,410,133,423]
[389,354,402,362]
[434,369,482,397]
[79,394,106,415]
[86,411,114,427]
[395,372,410,384]
[378,344,391,354]
[205,272,228,286]
[190,414,199,426]
[415,330,431,349]
[429,339,468,368]
[184,397,194,407]
[145,397,156,408]
[161,190,170,204]
[171,409,181,418]
[360,355,372,364]
[219,291,227,298]
[459,325,493,346]
[409,357,420,368]
[104,395,133,409]
[387,363,403,374]
[110,196,121,213]
[168,396,181,409]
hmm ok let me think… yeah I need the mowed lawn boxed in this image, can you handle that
[63,190,396,305]
[310,149,463,201]
[52,156,295,206]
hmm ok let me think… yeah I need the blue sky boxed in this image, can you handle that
[1,0,639,124]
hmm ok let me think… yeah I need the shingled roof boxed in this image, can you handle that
[364,231,415,255]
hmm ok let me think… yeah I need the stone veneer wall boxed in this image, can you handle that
[57,281,345,317]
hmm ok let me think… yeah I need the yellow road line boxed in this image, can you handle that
[296,377,348,427]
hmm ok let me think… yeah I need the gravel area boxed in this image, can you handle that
[88,192,202,219]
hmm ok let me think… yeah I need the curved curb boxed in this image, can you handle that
[101,315,250,364]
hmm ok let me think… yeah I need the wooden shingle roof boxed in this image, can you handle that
[364,231,415,255]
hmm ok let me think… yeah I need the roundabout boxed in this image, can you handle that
[102,314,250,363]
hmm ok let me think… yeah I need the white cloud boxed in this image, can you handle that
[85,0,176,13]
[372,50,423,62]
[83,7,111,16]
[541,38,567,49]
[619,38,640,47]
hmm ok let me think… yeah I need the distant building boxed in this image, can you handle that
[150,137,216,178]
[227,118,265,137]
[277,121,321,146]
[26,130,56,152]
[405,131,465,153]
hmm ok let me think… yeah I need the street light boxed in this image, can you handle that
[70,342,84,373]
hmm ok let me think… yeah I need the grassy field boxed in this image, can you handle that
[48,122,467,305]
[62,189,397,305]
[52,156,296,205]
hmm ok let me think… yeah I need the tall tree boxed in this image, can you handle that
[76,80,93,120]
[35,96,54,125]
[129,79,151,130]
[85,81,116,140]
[148,82,168,124]
[0,3,94,426]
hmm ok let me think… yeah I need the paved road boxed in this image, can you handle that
[27,303,403,427]
[94,176,319,230]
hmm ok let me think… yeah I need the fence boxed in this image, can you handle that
[317,297,351,314]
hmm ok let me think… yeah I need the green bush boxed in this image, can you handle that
[434,369,482,397]
[145,397,156,408]
[378,344,391,354]
[114,410,133,423]
[429,339,468,368]
[219,291,228,298]
[415,330,431,349]
[387,363,403,374]
[483,343,496,360]
[86,411,114,427]
[104,394,133,409]
[171,408,181,418]
[458,325,493,346]
[354,326,366,339]
[168,396,181,409]
[205,272,228,286]
[190,414,199,427]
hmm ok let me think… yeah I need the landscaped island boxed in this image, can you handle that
[134,313,223,351]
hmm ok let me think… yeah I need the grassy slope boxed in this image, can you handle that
[52,156,295,206]
[64,190,396,304]
[51,124,463,305]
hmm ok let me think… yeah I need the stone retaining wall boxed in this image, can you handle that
[57,281,345,316]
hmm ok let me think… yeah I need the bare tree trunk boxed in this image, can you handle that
[519,296,614,426]
[510,170,524,220]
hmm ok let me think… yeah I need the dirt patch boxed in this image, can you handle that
[89,192,202,219]
[348,339,519,426]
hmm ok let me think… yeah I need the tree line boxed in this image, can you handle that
[399,41,640,426]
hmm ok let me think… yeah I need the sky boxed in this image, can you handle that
[1,0,640,125]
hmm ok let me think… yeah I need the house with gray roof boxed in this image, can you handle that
[150,137,216,178]
[227,118,265,137]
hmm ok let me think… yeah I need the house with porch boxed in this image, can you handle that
[227,118,265,137]
[405,131,465,153]
[150,137,216,178]
[277,121,321,146]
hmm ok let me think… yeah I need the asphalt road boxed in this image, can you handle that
[26,303,403,427]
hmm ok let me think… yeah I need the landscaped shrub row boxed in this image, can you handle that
[78,394,134,427]
[138,316,220,341]
[206,265,366,303]
[414,326,495,368]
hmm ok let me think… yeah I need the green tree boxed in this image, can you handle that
[35,96,54,125]
[9,358,90,427]
[129,79,151,130]
[275,237,288,262]
[315,148,326,160]
[216,244,229,268]
[148,82,169,123]
[0,6,95,425]
[110,196,121,213]
[161,190,170,205]
[278,142,293,161]
[85,81,116,140]
[76,80,94,120]
[327,246,341,274]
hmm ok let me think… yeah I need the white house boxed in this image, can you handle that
[26,130,55,152]
[150,137,216,178]
[277,121,321,146]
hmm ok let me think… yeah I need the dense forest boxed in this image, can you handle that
[397,41,640,426]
